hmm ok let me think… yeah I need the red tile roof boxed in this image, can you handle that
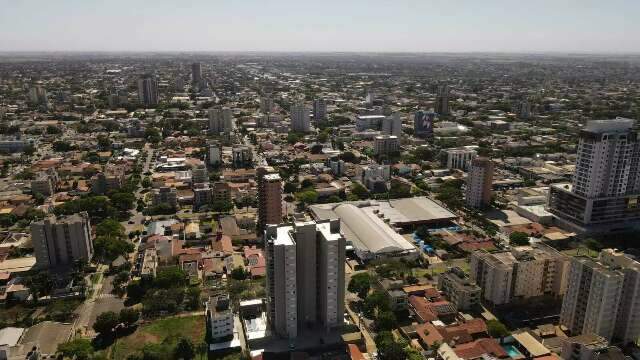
[454,338,509,359]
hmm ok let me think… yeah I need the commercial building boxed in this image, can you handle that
[137,75,158,106]
[264,219,346,339]
[151,187,177,208]
[374,135,399,156]
[469,244,569,305]
[257,167,282,231]
[548,118,640,234]
[356,115,386,132]
[313,98,327,124]
[290,102,311,133]
[438,267,481,311]
[466,157,493,208]
[560,249,640,344]
[311,197,456,260]
[445,148,477,171]
[31,213,93,269]
[414,110,435,138]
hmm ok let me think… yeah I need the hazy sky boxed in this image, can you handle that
[1,0,638,53]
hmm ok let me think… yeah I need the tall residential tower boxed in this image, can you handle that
[265,220,346,339]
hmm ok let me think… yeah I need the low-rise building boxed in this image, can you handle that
[438,267,481,310]
[206,294,234,341]
[151,187,177,208]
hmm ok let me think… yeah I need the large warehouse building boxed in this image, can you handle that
[310,197,457,261]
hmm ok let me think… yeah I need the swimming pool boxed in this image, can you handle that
[502,344,524,359]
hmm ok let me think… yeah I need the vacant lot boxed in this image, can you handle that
[109,315,206,359]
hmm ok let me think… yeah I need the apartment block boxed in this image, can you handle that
[470,244,569,305]
[31,213,93,269]
[560,249,640,344]
[437,267,481,311]
[264,219,345,339]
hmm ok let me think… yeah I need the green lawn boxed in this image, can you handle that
[109,315,207,359]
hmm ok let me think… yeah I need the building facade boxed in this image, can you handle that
[313,98,327,124]
[374,135,399,156]
[470,244,569,305]
[438,267,482,311]
[548,118,640,234]
[31,213,93,268]
[560,249,640,344]
[290,102,310,133]
[466,157,493,208]
[264,220,346,339]
[257,167,282,231]
[137,75,158,106]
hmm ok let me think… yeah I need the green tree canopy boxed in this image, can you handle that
[348,272,371,299]
[509,231,530,246]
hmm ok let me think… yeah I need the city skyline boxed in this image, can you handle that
[1,0,640,53]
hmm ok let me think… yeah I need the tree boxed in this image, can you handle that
[487,319,510,339]
[283,182,298,193]
[174,337,195,360]
[348,272,371,299]
[57,338,94,360]
[584,238,603,251]
[93,311,119,335]
[375,331,407,360]
[126,281,146,301]
[211,200,234,213]
[231,267,249,281]
[97,218,126,238]
[110,192,136,212]
[97,134,112,150]
[154,266,187,289]
[340,151,357,163]
[509,231,530,246]
[119,308,140,327]
[350,182,370,200]
[295,189,319,204]
[142,177,152,188]
[376,311,397,331]
[363,291,389,318]
[185,286,202,310]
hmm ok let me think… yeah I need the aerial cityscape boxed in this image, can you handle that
[1,2,640,360]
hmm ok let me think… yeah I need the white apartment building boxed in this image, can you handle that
[470,244,569,305]
[264,220,345,339]
[560,249,640,344]
[445,148,477,171]
[548,118,640,233]
[206,295,234,340]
